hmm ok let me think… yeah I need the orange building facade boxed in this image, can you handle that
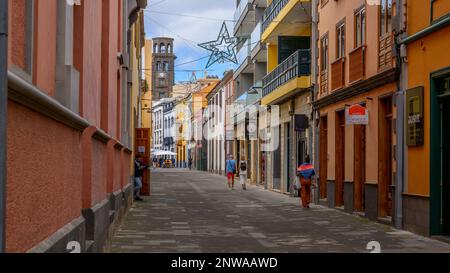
[313,0,399,225]
[5,0,147,252]
[398,0,450,236]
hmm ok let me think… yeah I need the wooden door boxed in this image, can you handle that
[286,122,291,193]
[378,96,393,217]
[354,124,366,211]
[135,128,151,196]
[272,126,282,190]
[335,111,345,206]
[442,98,450,234]
[319,116,328,199]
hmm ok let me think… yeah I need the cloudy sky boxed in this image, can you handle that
[144,0,237,83]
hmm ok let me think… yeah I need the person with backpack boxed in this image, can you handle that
[296,155,316,208]
[239,156,247,190]
[226,155,237,190]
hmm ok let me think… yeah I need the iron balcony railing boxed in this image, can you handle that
[262,49,311,98]
[262,0,289,34]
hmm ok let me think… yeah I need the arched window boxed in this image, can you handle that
[156,61,162,71]
[153,43,158,53]
[164,62,169,72]
[160,43,166,53]
[167,44,172,53]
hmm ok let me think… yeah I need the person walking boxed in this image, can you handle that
[296,155,316,208]
[159,157,163,168]
[226,155,237,190]
[239,156,247,190]
[188,157,193,171]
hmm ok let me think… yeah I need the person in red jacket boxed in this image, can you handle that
[297,155,316,208]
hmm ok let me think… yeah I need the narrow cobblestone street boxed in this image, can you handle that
[111,169,450,253]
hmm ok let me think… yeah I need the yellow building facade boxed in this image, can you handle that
[260,0,313,194]
[142,39,153,129]
[399,0,450,236]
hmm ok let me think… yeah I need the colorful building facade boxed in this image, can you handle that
[5,0,147,252]
[260,0,313,194]
[398,0,450,236]
[313,0,400,224]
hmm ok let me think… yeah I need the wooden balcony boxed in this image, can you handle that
[331,57,345,91]
[349,45,366,83]
[378,33,393,70]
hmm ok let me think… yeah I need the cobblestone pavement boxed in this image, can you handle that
[111,169,450,253]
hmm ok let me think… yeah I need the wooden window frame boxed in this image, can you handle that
[336,18,346,60]
[354,5,366,49]
[320,32,329,73]
[378,0,393,38]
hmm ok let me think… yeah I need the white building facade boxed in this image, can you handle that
[206,72,232,175]
[163,100,176,157]
[152,101,165,152]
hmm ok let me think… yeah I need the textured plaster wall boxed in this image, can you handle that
[91,140,107,206]
[6,101,82,252]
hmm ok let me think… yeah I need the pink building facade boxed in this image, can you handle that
[4,0,147,253]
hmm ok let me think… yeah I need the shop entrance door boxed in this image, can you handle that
[378,96,393,217]
[319,116,328,199]
[354,124,366,212]
[335,111,345,207]
[440,81,450,234]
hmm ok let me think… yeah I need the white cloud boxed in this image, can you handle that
[144,0,236,80]
[145,0,235,58]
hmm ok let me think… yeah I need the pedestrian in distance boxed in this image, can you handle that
[226,155,237,190]
[152,156,158,168]
[239,156,247,190]
[159,157,164,168]
[188,157,193,171]
[296,155,316,209]
[134,156,149,202]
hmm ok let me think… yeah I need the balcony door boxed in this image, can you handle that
[278,36,311,64]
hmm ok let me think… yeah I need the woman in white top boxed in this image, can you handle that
[239,156,247,190]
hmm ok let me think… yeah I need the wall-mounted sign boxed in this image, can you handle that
[406,86,424,146]
[294,114,309,131]
[345,104,369,125]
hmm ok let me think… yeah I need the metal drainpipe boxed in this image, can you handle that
[0,0,9,253]
[394,0,406,230]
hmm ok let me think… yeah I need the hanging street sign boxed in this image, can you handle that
[346,104,369,125]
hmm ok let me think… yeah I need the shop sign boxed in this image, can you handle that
[346,104,369,125]
[406,86,424,146]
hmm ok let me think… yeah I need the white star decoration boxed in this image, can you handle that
[198,22,238,68]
